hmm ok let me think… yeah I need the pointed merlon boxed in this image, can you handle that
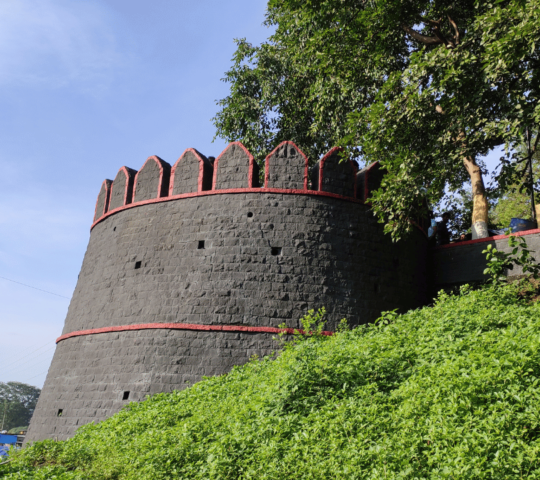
[356,161,384,202]
[310,147,358,197]
[109,166,137,210]
[133,156,171,202]
[93,179,113,222]
[213,142,259,190]
[170,149,213,195]
[264,141,308,190]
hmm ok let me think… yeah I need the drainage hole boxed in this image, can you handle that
[271,247,282,256]
[122,391,130,401]
[135,261,142,269]
[247,212,253,218]
[57,409,63,417]
[198,240,205,249]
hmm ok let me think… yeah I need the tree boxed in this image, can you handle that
[441,184,498,237]
[0,382,40,431]
[214,0,540,239]
[493,140,540,229]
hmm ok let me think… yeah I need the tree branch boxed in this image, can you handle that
[425,18,451,46]
[533,126,540,154]
[401,24,443,46]
[447,15,460,45]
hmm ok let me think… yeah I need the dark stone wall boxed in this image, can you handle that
[27,329,277,442]
[431,231,540,290]
[26,191,427,443]
[266,142,306,190]
[64,194,427,333]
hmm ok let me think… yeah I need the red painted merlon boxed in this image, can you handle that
[133,155,171,202]
[90,143,394,231]
[264,141,309,190]
[357,161,380,203]
[93,179,113,222]
[311,147,358,198]
[171,148,213,195]
[110,166,137,210]
[213,141,259,189]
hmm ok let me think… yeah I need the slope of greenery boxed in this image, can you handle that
[3,284,540,479]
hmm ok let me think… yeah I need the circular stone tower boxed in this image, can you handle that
[26,141,428,442]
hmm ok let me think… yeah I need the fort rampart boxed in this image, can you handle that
[431,228,540,289]
[26,141,428,442]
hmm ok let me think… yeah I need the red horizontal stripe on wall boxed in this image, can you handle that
[433,228,540,250]
[91,187,362,230]
[56,322,334,343]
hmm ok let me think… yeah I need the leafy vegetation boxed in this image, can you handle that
[214,0,540,239]
[3,283,540,478]
[0,383,40,432]
[438,183,498,237]
[493,145,540,229]
[483,235,540,284]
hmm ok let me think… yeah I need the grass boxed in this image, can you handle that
[2,282,540,479]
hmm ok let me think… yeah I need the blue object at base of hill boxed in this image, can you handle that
[0,445,11,457]
[510,218,537,233]
[0,434,17,445]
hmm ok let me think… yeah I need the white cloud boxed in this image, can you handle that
[0,0,127,90]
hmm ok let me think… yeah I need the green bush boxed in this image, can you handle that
[2,283,540,479]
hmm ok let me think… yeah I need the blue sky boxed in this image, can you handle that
[0,0,271,388]
[0,0,504,390]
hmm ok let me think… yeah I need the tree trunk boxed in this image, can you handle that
[463,155,489,239]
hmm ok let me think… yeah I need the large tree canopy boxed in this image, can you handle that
[214,0,540,239]
[0,382,40,431]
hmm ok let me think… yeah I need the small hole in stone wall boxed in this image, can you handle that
[271,247,282,256]
[135,261,142,269]
[122,391,130,400]
[57,409,63,417]
[198,240,205,249]
[247,212,253,218]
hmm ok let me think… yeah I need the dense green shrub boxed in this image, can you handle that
[2,283,540,479]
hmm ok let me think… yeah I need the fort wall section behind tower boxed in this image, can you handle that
[26,142,428,442]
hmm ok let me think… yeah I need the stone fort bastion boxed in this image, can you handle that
[25,141,429,442]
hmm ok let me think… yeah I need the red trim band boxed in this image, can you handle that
[56,323,334,343]
[91,187,362,230]
[433,228,540,250]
